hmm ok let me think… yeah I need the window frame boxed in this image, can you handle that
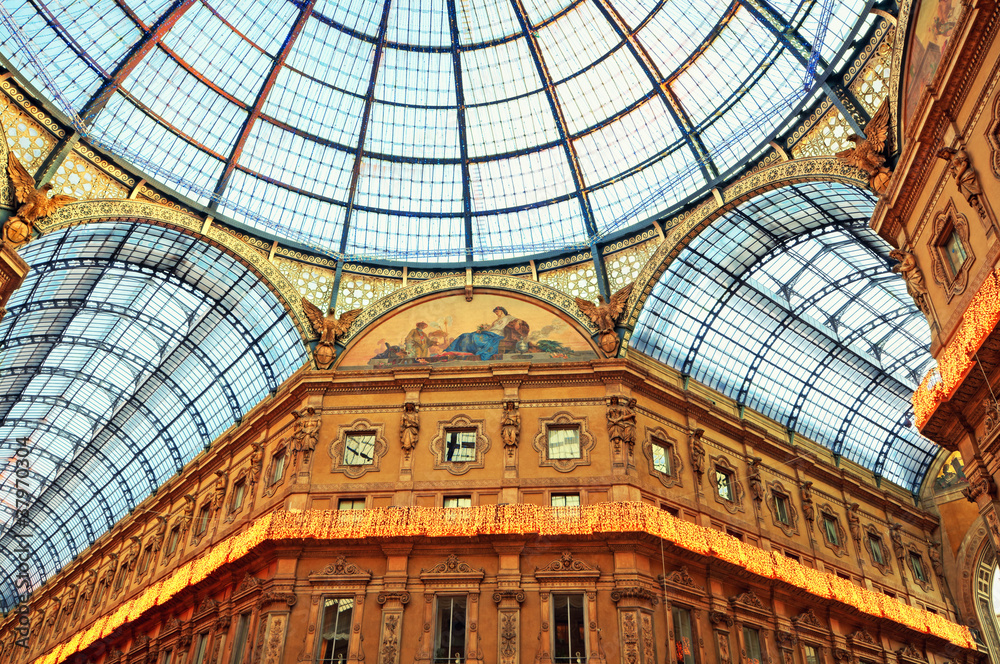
[230,612,253,664]
[533,412,595,473]
[316,597,355,664]
[710,455,744,514]
[432,595,469,664]
[671,604,698,664]
[192,633,209,664]
[644,428,683,488]
[550,592,587,664]
[430,415,491,475]
[550,493,581,508]
[443,495,472,509]
[331,419,388,479]
[337,498,366,511]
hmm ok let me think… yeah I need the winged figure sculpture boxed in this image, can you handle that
[301,297,362,369]
[835,101,892,193]
[575,282,634,355]
[5,152,75,246]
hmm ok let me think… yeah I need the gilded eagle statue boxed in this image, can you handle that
[5,152,75,246]
[835,101,892,193]
[575,282,634,356]
[301,297,362,369]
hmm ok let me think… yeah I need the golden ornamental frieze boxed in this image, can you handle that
[339,273,599,343]
[602,228,658,255]
[0,78,64,139]
[621,157,868,332]
[73,144,135,187]
[535,249,593,271]
[843,20,893,84]
[36,199,312,342]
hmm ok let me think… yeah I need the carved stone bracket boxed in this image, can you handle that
[709,610,734,628]
[610,585,658,606]
[256,590,297,611]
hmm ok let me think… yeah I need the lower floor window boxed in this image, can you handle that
[672,606,696,664]
[743,626,763,664]
[319,598,354,663]
[552,593,586,663]
[804,644,821,664]
[434,596,467,663]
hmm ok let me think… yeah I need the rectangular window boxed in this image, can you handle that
[319,598,354,664]
[433,596,467,663]
[774,493,789,524]
[652,439,673,475]
[193,634,209,664]
[945,230,968,275]
[551,593,586,663]
[784,551,800,562]
[911,552,927,582]
[197,505,211,535]
[869,534,885,565]
[743,627,763,664]
[270,450,287,485]
[822,514,840,545]
[444,429,477,462]
[716,469,733,501]
[338,498,365,511]
[161,651,173,664]
[166,526,180,556]
[672,606,696,664]
[230,613,252,664]
[343,432,376,466]
[138,545,153,575]
[444,496,472,509]
[551,493,581,507]
[804,644,821,664]
[231,480,247,513]
[547,427,581,460]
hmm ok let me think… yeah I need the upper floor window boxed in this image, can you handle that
[270,449,287,485]
[548,427,581,460]
[652,438,674,476]
[911,552,928,582]
[343,432,376,466]
[821,513,840,546]
[196,504,211,535]
[166,525,180,556]
[444,496,472,509]
[773,492,790,525]
[551,493,580,508]
[944,229,968,275]
[338,498,365,511]
[319,598,354,664]
[161,650,173,664]
[445,429,477,463]
[138,544,154,576]
[192,633,209,664]
[869,533,886,565]
[804,644,821,664]
[433,596,467,663]
[716,468,734,502]
[551,593,586,663]
[231,479,247,513]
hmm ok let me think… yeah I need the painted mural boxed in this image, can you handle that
[337,292,598,369]
[933,450,967,493]
[904,0,962,124]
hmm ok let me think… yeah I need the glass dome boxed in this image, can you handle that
[1,0,870,262]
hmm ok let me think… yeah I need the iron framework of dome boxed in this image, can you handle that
[1,0,874,263]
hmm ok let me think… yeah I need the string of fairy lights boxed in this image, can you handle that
[21,503,976,664]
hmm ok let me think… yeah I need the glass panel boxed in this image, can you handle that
[653,442,672,475]
[232,481,246,512]
[551,494,581,507]
[869,536,885,565]
[320,598,354,664]
[344,432,377,465]
[231,614,252,664]
[945,231,968,275]
[823,515,840,545]
[552,593,586,663]
[805,644,821,664]
[672,606,696,664]
[433,596,467,663]
[911,553,926,581]
[548,427,581,459]
[338,499,365,511]
[193,634,209,664]
[444,496,472,509]
[271,452,287,484]
[716,470,732,501]
[445,430,477,462]
[775,495,788,524]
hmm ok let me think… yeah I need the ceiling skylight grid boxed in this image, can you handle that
[631,183,937,491]
[1,0,871,262]
[0,223,307,605]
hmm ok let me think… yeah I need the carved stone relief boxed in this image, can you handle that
[428,414,491,475]
[531,412,596,473]
[642,426,683,489]
[926,199,975,300]
[329,417,388,479]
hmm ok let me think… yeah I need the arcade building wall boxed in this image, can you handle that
[0,290,976,664]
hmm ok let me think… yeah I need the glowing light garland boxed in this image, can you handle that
[913,272,1000,428]
[29,503,975,664]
